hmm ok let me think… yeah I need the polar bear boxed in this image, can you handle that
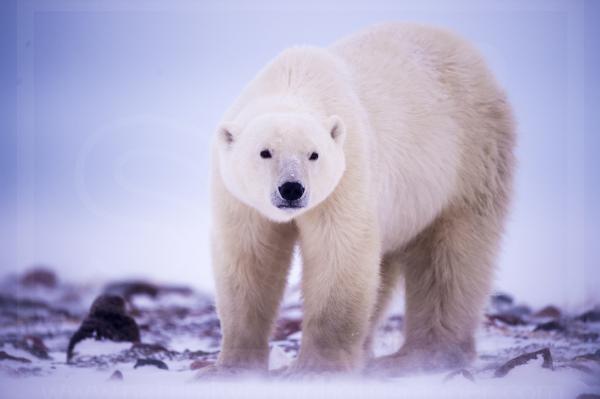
[208,23,515,376]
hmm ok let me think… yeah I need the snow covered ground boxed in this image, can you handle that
[0,267,598,398]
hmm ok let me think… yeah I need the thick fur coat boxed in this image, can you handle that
[208,23,515,376]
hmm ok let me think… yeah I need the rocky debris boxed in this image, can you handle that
[134,358,168,370]
[486,293,534,327]
[490,293,514,309]
[0,294,75,323]
[104,281,160,301]
[381,315,404,332]
[0,351,32,363]
[0,336,51,361]
[494,348,553,378]
[129,342,175,359]
[108,370,123,381]
[533,305,562,319]
[15,336,50,360]
[20,266,58,288]
[444,368,475,382]
[577,308,600,323]
[510,305,532,318]
[486,313,526,326]
[272,318,302,341]
[103,280,193,303]
[190,359,213,370]
[67,295,140,362]
[64,344,215,369]
[572,349,600,362]
[574,332,600,342]
[486,295,584,336]
[0,270,598,396]
[533,320,565,332]
[180,349,215,360]
[0,271,219,375]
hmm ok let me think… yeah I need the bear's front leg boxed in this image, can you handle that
[294,206,380,374]
[208,204,297,376]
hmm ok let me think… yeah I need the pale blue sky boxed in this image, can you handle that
[0,0,598,308]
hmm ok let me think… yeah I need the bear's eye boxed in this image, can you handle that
[309,152,319,161]
[260,149,272,159]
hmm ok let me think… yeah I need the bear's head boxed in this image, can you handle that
[216,112,346,222]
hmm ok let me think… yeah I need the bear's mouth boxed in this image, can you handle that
[276,201,305,210]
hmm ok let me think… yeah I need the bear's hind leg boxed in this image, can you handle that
[368,206,502,375]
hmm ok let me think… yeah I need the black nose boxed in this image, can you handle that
[278,182,305,201]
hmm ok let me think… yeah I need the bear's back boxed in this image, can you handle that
[330,23,514,253]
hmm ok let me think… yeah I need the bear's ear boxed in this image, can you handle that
[217,122,239,147]
[328,115,346,146]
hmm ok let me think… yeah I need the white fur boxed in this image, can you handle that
[206,23,515,377]
[217,106,346,223]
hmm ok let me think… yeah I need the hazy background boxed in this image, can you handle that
[0,0,598,309]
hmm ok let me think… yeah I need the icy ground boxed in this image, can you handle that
[0,267,599,399]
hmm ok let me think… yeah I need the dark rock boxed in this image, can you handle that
[577,308,600,323]
[190,359,213,370]
[194,317,221,339]
[7,267,600,384]
[272,319,302,341]
[486,298,531,327]
[487,313,526,326]
[14,335,50,359]
[108,370,123,381]
[181,349,215,360]
[533,305,561,319]
[490,293,513,308]
[129,343,178,361]
[134,358,168,370]
[161,285,194,296]
[382,314,404,332]
[103,280,194,303]
[574,332,599,342]
[104,281,159,301]
[534,320,565,332]
[131,342,170,355]
[170,306,190,319]
[66,295,140,362]
[573,350,600,362]
[20,266,57,288]
[576,395,600,399]
[510,305,532,317]
[494,348,553,377]
[0,294,74,321]
[0,351,32,363]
